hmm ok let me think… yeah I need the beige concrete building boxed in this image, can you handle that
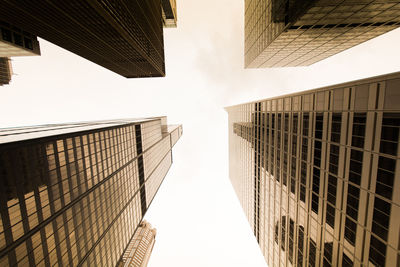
[118,221,157,267]
[226,72,400,266]
[245,0,400,68]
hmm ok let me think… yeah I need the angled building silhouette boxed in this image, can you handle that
[226,72,400,266]
[0,117,182,266]
[0,1,178,78]
[245,0,400,68]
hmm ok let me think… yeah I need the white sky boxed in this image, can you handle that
[1,1,400,266]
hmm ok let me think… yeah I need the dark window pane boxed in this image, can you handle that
[326,204,335,228]
[342,253,353,267]
[24,37,33,50]
[309,239,316,267]
[13,32,23,46]
[344,217,357,245]
[378,157,396,172]
[369,235,386,266]
[2,27,12,42]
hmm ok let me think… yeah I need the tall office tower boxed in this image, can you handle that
[0,117,182,266]
[0,58,12,86]
[118,220,157,267]
[0,1,178,78]
[162,0,178,28]
[226,72,400,267]
[0,21,41,85]
[245,0,400,68]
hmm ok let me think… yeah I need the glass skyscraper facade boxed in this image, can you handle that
[226,72,400,266]
[0,117,182,266]
[0,1,178,78]
[245,0,400,68]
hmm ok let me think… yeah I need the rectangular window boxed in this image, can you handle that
[331,113,342,143]
[315,113,323,139]
[342,253,353,267]
[323,242,333,267]
[344,217,357,245]
[281,216,286,251]
[375,157,395,200]
[311,167,320,213]
[349,149,363,185]
[309,239,317,267]
[351,113,366,148]
[290,156,296,194]
[303,114,309,136]
[327,175,337,207]
[326,204,335,228]
[293,114,298,135]
[329,144,339,175]
[289,219,294,263]
[380,113,399,156]
[297,226,304,267]
[369,235,387,266]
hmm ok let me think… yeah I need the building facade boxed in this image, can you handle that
[118,220,156,267]
[0,21,41,86]
[226,72,400,266]
[0,1,178,78]
[0,58,12,86]
[162,0,178,28]
[0,117,182,266]
[245,0,400,68]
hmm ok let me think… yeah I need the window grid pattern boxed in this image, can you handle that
[0,0,166,77]
[0,119,182,266]
[227,75,400,267]
[244,0,400,68]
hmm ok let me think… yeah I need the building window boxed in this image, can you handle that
[375,156,395,200]
[379,113,399,156]
[351,113,366,148]
[24,37,33,50]
[281,216,286,251]
[342,252,353,267]
[1,27,12,42]
[297,226,304,267]
[323,242,333,267]
[369,235,387,266]
[331,113,342,143]
[13,32,23,46]
[309,239,317,267]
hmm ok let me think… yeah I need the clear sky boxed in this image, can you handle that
[1,1,400,266]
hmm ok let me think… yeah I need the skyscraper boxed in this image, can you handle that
[245,0,400,68]
[226,72,400,266]
[118,220,157,267]
[0,1,178,78]
[162,0,178,28]
[0,117,182,266]
[0,21,41,86]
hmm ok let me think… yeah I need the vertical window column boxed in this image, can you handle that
[369,112,398,267]
[135,125,146,216]
[344,113,366,246]
[300,113,309,203]
[326,113,341,229]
